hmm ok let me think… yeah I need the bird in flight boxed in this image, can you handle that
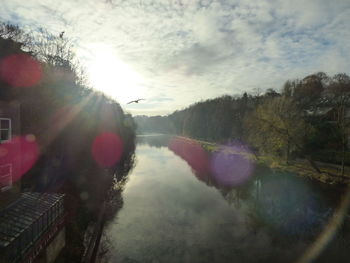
[127,99,145,104]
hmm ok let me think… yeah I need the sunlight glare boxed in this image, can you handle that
[86,47,145,104]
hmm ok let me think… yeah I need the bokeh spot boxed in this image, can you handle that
[211,142,254,186]
[92,132,123,168]
[0,54,42,87]
[168,137,210,175]
[0,135,40,184]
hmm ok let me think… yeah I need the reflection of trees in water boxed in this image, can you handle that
[137,134,172,148]
[105,161,136,222]
[83,153,136,262]
[167,137,250,196]
[224,172,350,263]
[167,137,337,241]
[100,135,349,262]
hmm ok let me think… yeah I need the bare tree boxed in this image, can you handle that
[329,73,350,176]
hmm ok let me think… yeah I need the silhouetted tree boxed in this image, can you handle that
[0,22,136,261]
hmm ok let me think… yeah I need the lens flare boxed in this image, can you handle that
[0,54,42,87]
[0,135,39,185]
[168,137,210,175]
[211,142,254,186]
[92,132,123,168]
[255,174,329,236]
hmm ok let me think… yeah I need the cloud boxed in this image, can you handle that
[1,0,350,115]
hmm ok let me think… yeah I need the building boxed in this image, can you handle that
[0,102,66,263]
[0,101,21,208]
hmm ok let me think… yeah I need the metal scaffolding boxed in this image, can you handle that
[0,192,64,263]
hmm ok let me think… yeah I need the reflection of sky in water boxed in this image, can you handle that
[106,141,348,262]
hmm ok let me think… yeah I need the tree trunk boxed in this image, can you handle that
[286,139,290,165]
[341,104,346,177]
[341,135,346,177]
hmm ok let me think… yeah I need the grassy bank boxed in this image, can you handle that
[181,137,350,186]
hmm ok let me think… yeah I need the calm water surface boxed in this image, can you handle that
[104,135,350,263]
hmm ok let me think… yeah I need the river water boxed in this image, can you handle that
[104,135,350,263]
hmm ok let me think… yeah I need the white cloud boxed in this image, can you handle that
[1,0,350,115]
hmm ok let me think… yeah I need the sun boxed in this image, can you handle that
[86,47,145,104]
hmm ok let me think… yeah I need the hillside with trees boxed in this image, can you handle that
[135,72,350,177]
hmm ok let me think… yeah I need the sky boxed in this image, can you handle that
[1,0,350,116]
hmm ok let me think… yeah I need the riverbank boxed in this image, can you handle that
[176,136,350,186]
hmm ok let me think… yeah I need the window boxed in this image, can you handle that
[0,163,12,191]
[0,118,11,143]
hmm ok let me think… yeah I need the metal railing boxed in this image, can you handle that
[0,193,65,263]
